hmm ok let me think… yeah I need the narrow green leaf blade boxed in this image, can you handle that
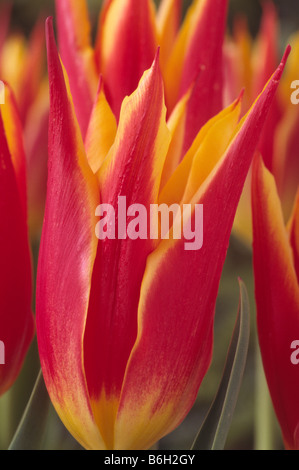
[8,370,50,450]
[191,279,250,450]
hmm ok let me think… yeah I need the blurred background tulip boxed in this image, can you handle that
[0,85,35,402]
[226,1,299,244]
[0,1,49,240]
[252,155,299,450]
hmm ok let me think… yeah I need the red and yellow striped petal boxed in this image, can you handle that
[113,46,290,451]
[83,54,170,449]
[36,18,103,449]
[159,94,242,207]
[96,0,158,119]
[181,96,241,204]
[252,155,299,450]
[55,0,98,136]
[0,113,34,396]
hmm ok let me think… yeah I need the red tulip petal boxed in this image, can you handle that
[0,113,34,395]
[36,18,104,449]
[159,94,242,207]
[114,49,290,450]
[252,154,299,450]
[97,0,158,119]
[55,0,98,137]
[83,54,170,448]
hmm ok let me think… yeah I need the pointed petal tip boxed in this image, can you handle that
[283,44,291,60]
[238,88,245,101]
[252,151,263,173]
[234,88,245,107]
[144,47,163,88]
[261,45,291,90]
[95,75,104,97]
[280,45,291,71]
[45,16,55,48]
[45,16,53,31]
[153,47,161,68]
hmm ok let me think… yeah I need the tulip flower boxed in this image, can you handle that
[252,154,299,450]
[0,3,49,237]
[225,1,299,243]
[0,83,35,396]
[35,10,289,449]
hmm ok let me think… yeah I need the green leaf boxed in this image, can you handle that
[8,370,50,450]
[191,278,250,450]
